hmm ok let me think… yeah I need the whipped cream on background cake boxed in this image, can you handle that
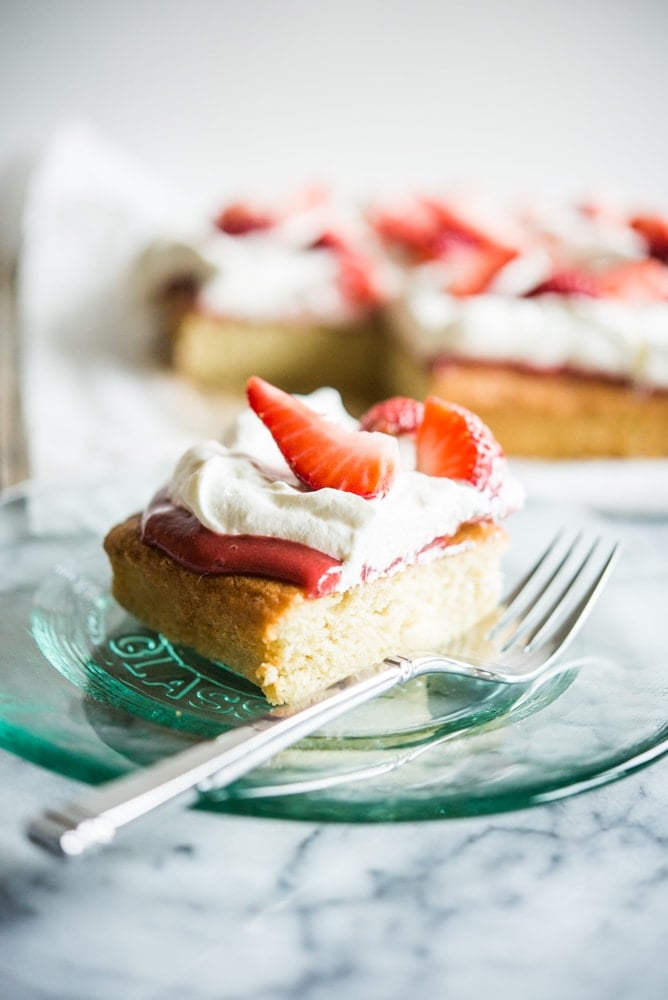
[142,190,397,326]
[198,235,353,323]
[140,189,668,390]
[158,388,524,593]
[389,292,668,388]
[377,195,668,389]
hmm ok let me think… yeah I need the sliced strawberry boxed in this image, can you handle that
[630,213,668,263]
[416,397,504,492]
[371,196,517,290]
[370,198,443,259]
[215,201,276,235]
[309,228,351,252]
[359,397,425,436]
[337,251,386,307]
[599,258,668,300]
[307,229,386,307]
[419,199,518,290]
[307,227,386,307]
[246,376,399,499]
[525,268,602,298]
[216,186,330,235]
[442,242,516,296]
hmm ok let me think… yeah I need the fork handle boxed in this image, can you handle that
[27,659,411,858]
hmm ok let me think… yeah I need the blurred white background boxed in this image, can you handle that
[0,0,667,507]
[1,0,666,210]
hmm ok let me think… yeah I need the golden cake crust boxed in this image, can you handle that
[171,311,384,414]
[104,513,304,680]
[386,342,668,458]
[104,513,506,705]
[430,364,668,458]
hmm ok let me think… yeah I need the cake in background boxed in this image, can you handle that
[145,186,397,413]
[142,186,668,457]
[105,377,523,706]
[376,193,668,457]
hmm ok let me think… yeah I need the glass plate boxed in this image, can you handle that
[1,481,667,823]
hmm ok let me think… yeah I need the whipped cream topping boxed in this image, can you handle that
[163,388,524,593]
[520,200,647,268]
[389,291,668,388]
[140,193,397,325]
[197,234,354,323]
[377,194,668,389]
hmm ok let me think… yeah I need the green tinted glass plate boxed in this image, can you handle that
[0,481,666,823]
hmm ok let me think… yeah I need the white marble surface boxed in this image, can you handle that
[0,746,666,1000]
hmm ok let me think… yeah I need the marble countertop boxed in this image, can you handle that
[1,746,666,1000]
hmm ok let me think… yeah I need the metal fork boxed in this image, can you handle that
[27,528,618,858]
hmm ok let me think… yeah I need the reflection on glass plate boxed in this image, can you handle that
[1,481,667,823]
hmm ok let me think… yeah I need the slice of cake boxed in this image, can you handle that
[104,377,523,706]
[374,194,668,457]
[146,188,396,413]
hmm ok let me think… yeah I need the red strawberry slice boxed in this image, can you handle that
[371,197,517,291]
[337,251,386,307]
[309,230,386,307]
[599,258,668,300]
[630,213,668,263]
[419,199,518,290]
[370,199,443,258]
[309,228,351,252]
[216,186,330,235]
[525,268,602,298]
[416,397,504,492]
[359,397,425,436]
[215,201,276,235]
[442,242,516,296]
[246,376,400,499]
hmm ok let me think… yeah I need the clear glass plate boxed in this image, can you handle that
[1,480,667,823]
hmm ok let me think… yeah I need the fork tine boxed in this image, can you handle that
[488,528,579,640]
[523,539,620,657]
[407,528,619,688]
[502,533,597,651]
[499,528,566,606]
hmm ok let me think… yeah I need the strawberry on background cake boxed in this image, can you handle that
[376,193,668,457]
[105,377,523,706]
[145,186,396,413]
[141,184,668,458]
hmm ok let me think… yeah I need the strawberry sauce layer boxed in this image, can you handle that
[141,493,344,597]
[140,492,474,598]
